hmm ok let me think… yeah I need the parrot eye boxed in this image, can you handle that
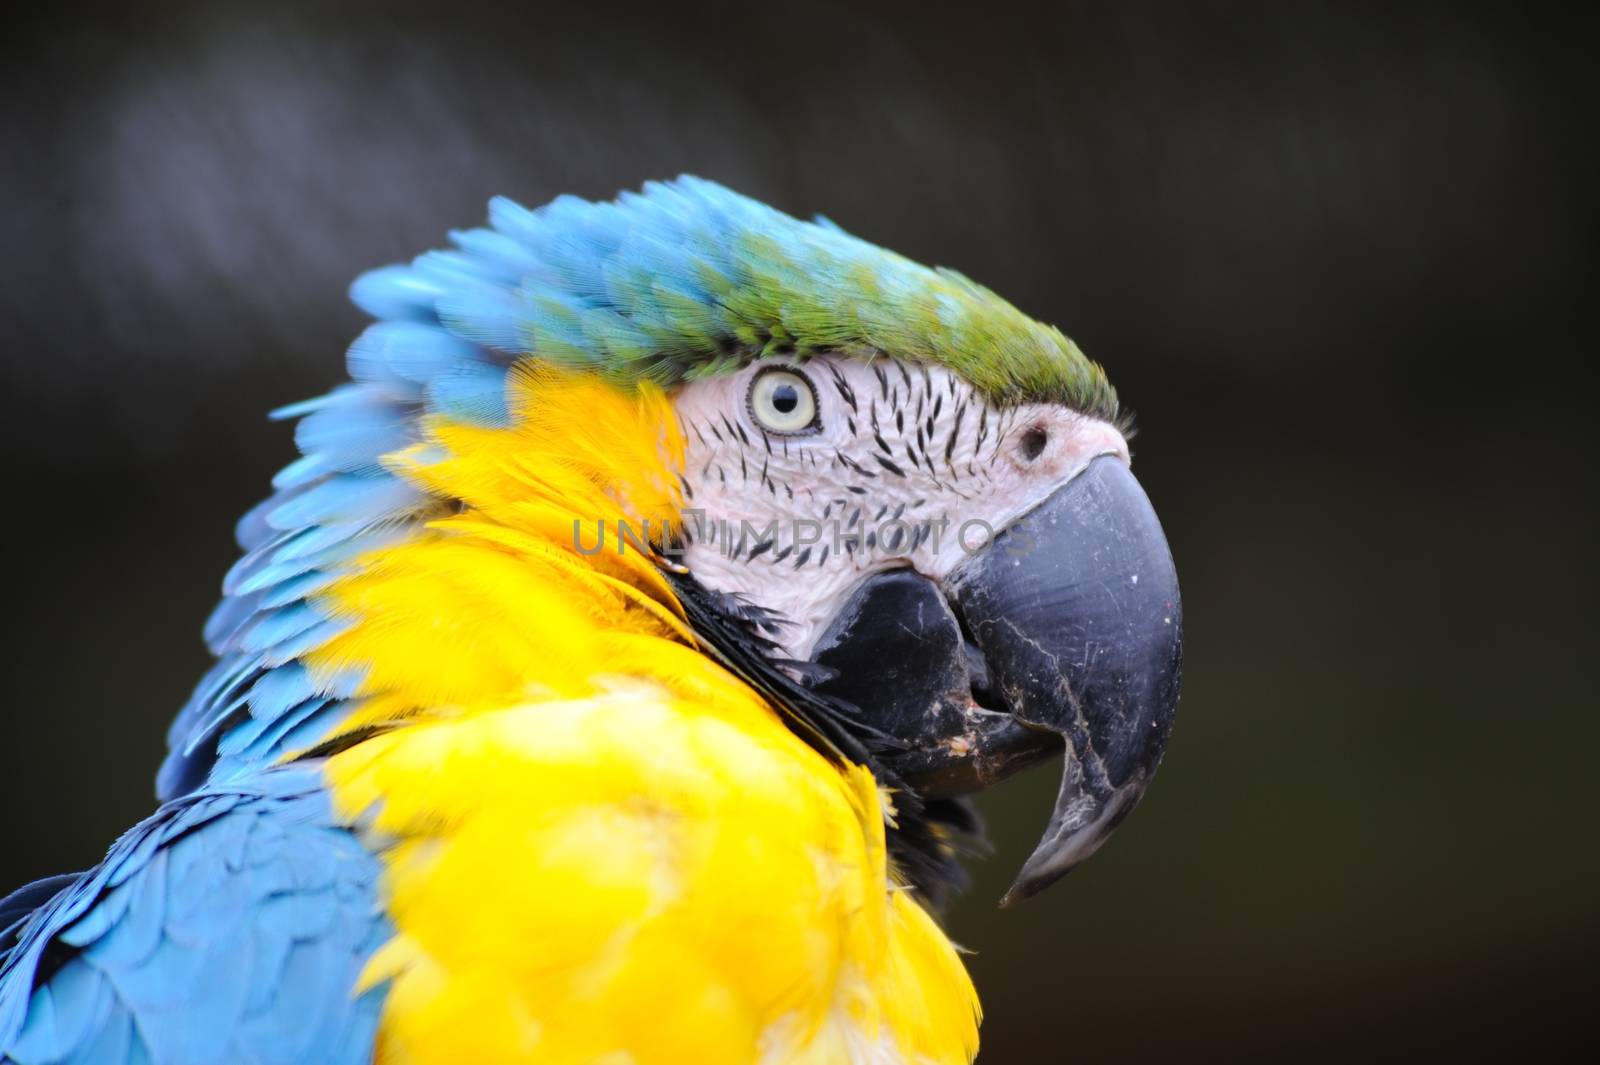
[747,366,819,435]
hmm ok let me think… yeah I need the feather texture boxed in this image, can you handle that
[0,767,389,1065]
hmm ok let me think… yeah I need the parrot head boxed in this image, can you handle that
[179,176,1182,909]
[668,351,1180,905]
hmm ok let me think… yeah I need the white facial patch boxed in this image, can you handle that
[671,355,1129,658]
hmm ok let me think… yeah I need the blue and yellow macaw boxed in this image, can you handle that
[0,178,1182,1064]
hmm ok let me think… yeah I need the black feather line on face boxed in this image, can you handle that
[662,570,982,908]
[829,366,858,411]
[836,452,875,478]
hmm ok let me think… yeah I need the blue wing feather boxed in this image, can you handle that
[0,768,389,1065]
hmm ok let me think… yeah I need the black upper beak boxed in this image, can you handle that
[811,456,1183,905]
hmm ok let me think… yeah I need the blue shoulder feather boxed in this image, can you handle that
[0,767,389,1065]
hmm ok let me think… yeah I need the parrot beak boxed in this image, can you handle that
[810,456,1183,905]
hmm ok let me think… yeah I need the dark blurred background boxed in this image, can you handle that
[3,1,1595,1060]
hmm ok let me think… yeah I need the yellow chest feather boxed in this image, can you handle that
[328,690,976,1064]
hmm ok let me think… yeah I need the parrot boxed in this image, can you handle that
[0,177,1183,1065]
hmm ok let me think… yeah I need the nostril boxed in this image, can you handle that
[1018,426,1048,462]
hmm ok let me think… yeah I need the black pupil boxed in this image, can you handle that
[771,384,799,414]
